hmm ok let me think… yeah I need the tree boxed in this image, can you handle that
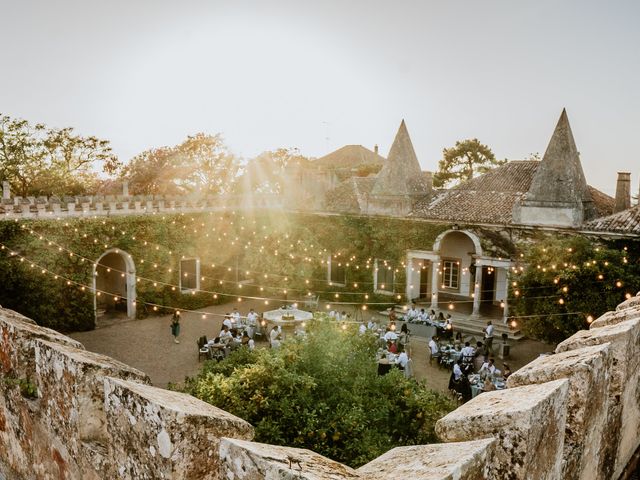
[510,236,640,343]
[121,133,239,196]
[433,138,503,188]
[182,319,455,467]
[0,113,119,197]
[240,148,310,194]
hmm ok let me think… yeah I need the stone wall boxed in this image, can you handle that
[2,293,640,479]
[0,194,284,220]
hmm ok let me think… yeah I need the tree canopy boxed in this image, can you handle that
[0,113,119,197]
[182,318,455,467]
[433,138,503,188]
[510,236,640,343]
[239,147,310,194]
[120,133,239,196]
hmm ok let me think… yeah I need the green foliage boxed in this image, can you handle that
[0,113,119,197]
[510,236,640,343]
[120,133,239,196]
[240,148,311,194]
[433,138,504,188]
[182,319,455,467]
[3,376,38,399]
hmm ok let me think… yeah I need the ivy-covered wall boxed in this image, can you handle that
[0,211,454,332]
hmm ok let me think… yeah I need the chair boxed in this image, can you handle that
[197,336,209,362]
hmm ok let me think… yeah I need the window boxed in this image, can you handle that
[375,259,394,293]
[329,256,346,285]
[442,260,459,289]
[180,258,200,292]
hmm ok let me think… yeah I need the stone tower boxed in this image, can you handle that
[371,120,428,197]
[367,120,429,216]
[514,109,594,227]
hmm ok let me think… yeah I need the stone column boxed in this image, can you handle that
[2,181,10,200]
[472,263,482,317]
[122,180,129,197]
[405,254,413,301]
[430,260,439,310]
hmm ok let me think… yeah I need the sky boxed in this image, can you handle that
[2,0,640,196]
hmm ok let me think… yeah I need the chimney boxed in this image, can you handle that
[614,172,631,213]
[374,144,379,155]
[2,181,10,200]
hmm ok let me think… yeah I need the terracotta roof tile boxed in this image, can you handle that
[583,205,640,234]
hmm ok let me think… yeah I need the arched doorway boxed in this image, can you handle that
[93,248,136,321]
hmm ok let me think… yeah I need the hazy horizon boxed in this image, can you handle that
[2,0,640,196]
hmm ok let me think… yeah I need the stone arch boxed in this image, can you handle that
[433,229,482,257]
[92,248,136,320]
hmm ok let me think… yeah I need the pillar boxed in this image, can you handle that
[472,263,482,317]
[2,181,10,200]
[430,260,439,310]
[122,180,129,197]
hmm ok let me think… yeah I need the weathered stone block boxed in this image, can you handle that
[219,437,360,479]
[357,438,495,480]
[104,377,253,480]
[590,305,640,329]
[507,344,612,479]
[615,293,640,311]
[556,317,640,479]
[435,379,568,480]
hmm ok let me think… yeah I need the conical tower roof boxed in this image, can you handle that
[371,120,428,196]
[524,109,591,205]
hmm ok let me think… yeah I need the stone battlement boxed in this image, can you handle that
[0,193,284,220]
[1,294,640,479]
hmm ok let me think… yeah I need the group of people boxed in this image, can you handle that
[425,320,510,402]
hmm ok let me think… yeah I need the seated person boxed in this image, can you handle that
[388,340,398,354]
[429,310,437,322]
[405,304,419,322]
[428,336,440,364]
[502,363,512,379]
[397,347,409,370]
[219,325,233,345]
[383,327,398,343]
[479,358,497,377]
[269,325,281,348]
[222,314,233,329]
[417,308,428,323]
[367,319,377,330]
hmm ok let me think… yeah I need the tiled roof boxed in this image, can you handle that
[314,145,385,169]
[454,161,538,192]
[411,160,614,226]
[583,205,640,234]
[412,190,523,224]
[587,186,615,218]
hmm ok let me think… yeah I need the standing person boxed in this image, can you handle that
[483,321,494,355]
[171,311,181,344]
[231,307,241,326]
[247,308,258,338]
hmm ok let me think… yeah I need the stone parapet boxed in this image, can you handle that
[0,307,253,479]
[3,292,640,478]
[0,194,285,220]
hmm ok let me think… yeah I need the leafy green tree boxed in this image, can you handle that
[240,148,310,194]
[433,138,503,188]
[510,236,640,343]
[0,113,119,196]
[121,133,239,195]
[182,319,455,467]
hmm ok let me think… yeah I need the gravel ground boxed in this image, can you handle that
[70,303,556,394]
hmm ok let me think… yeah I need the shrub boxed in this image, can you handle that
[182,318,455,467]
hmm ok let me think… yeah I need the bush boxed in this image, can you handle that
[182,319,455,467]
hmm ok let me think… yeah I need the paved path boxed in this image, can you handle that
[70,302,555,395]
